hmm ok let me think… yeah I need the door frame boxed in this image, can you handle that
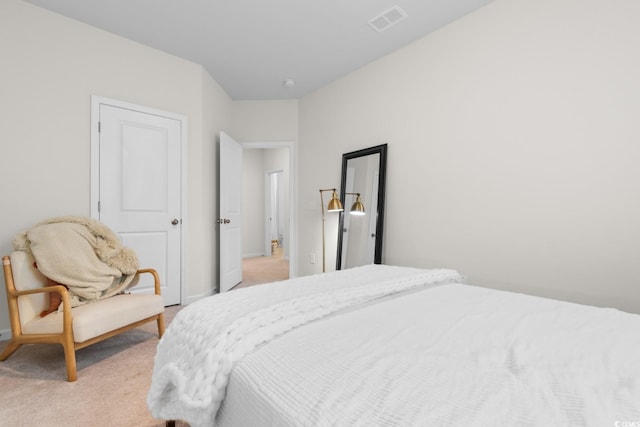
[89,95,187,304]
[243,141,297,278]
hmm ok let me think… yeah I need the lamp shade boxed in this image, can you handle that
[350,194,365,216]
[327,190,344,212]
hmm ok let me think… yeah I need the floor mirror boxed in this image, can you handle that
[336,143,387,270]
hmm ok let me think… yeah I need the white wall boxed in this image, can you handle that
[230,100,299,142]
[298,0,640,313]
[0,0,232,331]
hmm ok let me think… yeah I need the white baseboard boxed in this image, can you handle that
[243,252,265,258]
[0,328,11,341]
[183,288,217,305]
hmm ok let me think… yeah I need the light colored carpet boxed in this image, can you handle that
[0,254,286,426]
[0,305,188,427]
[236,246,289,289]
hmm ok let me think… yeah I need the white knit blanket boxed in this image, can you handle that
[147,265,463,426]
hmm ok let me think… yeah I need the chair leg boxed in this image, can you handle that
[0,341,22,361]
[157,313,166,338]
[61,338,77,382]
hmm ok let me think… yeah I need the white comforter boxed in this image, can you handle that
[147,265,463,426]
[148,265,640,426]
[218,282,640,427]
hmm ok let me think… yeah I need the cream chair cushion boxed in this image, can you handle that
[22,293,164,343]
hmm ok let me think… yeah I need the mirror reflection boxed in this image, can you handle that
[336,144,387,269]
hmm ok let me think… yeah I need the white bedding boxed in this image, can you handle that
[148,265,640,426]
[147,265,462,426]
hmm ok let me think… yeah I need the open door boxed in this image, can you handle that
[219,131,243,292]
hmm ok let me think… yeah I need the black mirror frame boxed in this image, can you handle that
[336,143,388,270]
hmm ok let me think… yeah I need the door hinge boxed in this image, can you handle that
[98,121,101,133]
[98,201,101,212]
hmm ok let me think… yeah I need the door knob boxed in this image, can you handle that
[217,218,231,224]
[171,219,180,225]
[224,219,231,224]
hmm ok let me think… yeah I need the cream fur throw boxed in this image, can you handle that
[13,216,139,308]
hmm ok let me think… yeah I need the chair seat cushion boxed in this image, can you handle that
[22,293,164,343]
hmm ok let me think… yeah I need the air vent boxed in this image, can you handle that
[368,5,408,32]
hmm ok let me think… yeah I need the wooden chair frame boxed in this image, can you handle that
[0,255,165,382]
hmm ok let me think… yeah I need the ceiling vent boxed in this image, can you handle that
[368,5,408,32]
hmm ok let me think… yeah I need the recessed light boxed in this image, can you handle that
[283,78,295,88]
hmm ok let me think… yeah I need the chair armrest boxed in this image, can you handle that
[136,269,162,295]
[10,284,73,330]
[9,284,69,298]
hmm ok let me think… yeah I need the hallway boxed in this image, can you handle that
[236,247,289,289]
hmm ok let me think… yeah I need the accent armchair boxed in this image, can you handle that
[0,251,165,381]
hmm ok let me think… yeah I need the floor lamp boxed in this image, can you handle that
[319,188,343,272]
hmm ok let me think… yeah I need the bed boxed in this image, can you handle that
[147,264,640,427]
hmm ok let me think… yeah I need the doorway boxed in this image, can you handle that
[237,143,295,288]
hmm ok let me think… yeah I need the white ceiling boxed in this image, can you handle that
[25,0,494,100]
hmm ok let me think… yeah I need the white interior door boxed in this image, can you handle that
[95,100,182,305]
[219,131,243,292]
